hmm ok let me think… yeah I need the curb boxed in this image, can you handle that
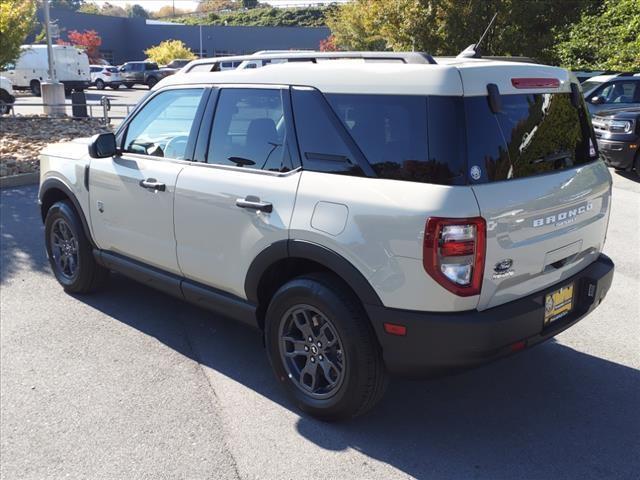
[0,172,39,189]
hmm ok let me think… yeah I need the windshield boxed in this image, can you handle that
[581,80,604,96]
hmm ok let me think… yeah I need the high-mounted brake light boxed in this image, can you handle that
[423,217,486,297]
[511,78,560,89]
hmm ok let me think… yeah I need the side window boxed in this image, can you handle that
[291,87,365,176]
[123,88,205,159]
[207,88,291,171]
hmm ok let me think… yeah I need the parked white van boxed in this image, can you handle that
[1,45,90,96]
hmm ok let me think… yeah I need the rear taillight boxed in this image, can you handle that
[423,217,486,297]
[104,71,111,77]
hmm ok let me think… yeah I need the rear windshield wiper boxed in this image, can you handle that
[532,151,572,165]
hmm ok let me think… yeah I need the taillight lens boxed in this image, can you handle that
[423,217,486,297]
[104,71,111,76]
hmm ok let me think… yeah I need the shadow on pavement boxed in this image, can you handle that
[2,184,638,479]
[80,274,640,480]
[0,186,49,284]
[614,169,639,183]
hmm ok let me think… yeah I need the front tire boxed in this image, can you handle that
[96,78,106,90]
[45,201,108,293]
[265,273,387,421]
[125,83,134,89]
[146,77,158,89]
[110,84,120,90]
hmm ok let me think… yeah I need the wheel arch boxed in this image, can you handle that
[40,178,95,248]
[246,240,383,328]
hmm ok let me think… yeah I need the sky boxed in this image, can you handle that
[88,0,346,13]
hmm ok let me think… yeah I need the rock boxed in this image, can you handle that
[0,117,112,177]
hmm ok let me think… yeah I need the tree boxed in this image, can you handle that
[99,2,127,17]
[50,0,85,10]
[242,0,259,8]
[327,0,603,64]
[127,4,149,19]
[319,35,339,52]
[144,39,196,65]
[77,3,100,14]
[197,0,240,13]
[152,5,192,18]
[555,0,640,70]
[0,0,37,70]
[59,29,102,63]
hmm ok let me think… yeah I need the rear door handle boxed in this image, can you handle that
[235,195,273,213]
[139,178,166,192]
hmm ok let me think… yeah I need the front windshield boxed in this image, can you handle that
[581,80,603,96]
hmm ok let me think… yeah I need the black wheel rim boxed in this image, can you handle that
[50,218,79,281]
[278,304,346,399]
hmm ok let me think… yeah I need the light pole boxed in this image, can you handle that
[41,0,65,115]
[199,25,203,58]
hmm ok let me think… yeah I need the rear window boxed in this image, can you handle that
[465,93,596,182]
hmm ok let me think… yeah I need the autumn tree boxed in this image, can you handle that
[152,5,192,18]
[144,39,196,65]
[319,35,339,52]
[0,0,37,69]
[59,29,103,63]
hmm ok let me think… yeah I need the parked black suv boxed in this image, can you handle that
[118,61,175,89]
[592,107,640,176]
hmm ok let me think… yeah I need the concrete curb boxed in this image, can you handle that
[0,172,39,189]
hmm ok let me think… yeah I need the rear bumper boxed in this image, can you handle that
[597,139,638,169]
[366,254,614,377]
[61,80,91,90]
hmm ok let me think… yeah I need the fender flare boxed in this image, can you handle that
[39,178,95,247]
[244,239,383,307]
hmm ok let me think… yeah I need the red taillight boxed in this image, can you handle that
[104,72,111,76]
[511,78,560,89]
[423,217,486,297]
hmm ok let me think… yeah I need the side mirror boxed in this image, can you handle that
[591,96,605,105]
[88,132,117,158]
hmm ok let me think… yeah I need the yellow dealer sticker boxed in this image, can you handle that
[544,283,574,325]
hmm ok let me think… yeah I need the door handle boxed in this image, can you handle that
[235,195,273,213]
[139,178,166,192]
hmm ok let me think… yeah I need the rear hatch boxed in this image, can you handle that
[458,63,612,310]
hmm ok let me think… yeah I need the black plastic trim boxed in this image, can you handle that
[94,250,259,328]
[487,83,501,113]
[367,254,614,377]
[244,239,383,307]
[39,178,95,248]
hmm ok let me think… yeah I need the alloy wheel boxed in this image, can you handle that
[50,218,79,281]
[278,304,346,399]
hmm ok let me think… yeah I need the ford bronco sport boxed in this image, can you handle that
[39,57,614,420]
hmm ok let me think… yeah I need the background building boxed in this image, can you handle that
[31,8,331,64]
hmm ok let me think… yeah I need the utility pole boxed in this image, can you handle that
[41,0,65,116]
[43,0,56,81]
[199,25,203,58]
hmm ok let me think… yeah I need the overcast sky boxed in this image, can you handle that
[88,0,346,12]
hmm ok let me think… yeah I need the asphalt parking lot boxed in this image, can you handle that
[11,87,149,125]
[1,170,639,479]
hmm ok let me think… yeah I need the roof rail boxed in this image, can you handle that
[182,51,437,73]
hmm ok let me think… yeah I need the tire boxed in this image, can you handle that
[30,80,41,97]
[125,83,134,89]
[110,84,120,90]
[45,201,109,294]
[146,77,158,89]
[96,79,105,90]
[634,151,640,178]
[265,272,388,421]
[0,90,11,115]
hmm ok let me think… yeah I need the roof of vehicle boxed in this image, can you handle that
[159,61,573,97]
[179,51,436,74]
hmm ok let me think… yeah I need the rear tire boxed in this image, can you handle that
[125,83,134,89]
[0,90,12,114]
[265,273,388,421]
[110,84,120,90]
[146,77,158,89]
[96,79,105,90]
[30,80,41,97]
[45,201,109,293]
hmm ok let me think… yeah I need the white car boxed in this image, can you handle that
[90,65,123,90]
[39,58,614,420]
[0,75,15,114]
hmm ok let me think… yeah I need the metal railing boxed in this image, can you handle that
[5,97,137,125]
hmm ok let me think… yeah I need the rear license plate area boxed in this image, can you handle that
[544,283,575,326]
